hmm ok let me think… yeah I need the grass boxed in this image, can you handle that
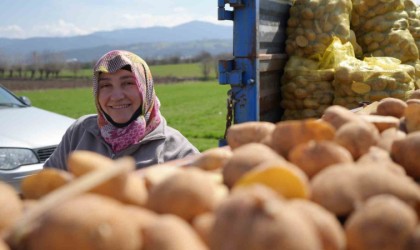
[156,82,229,150]
[151,63,217,79]
[16,81,230,151]
[16,88,97,118]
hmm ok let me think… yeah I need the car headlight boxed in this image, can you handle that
[0,148,39,170]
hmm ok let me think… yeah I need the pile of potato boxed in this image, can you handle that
[280,56,335,120]
[1,92,419,250]
[351,0,419,62]
[405,0,420,51]
[286,0,420,63]
[285,0,353,59]
[281,0,420,119]
[405,0,420,88]
[281,52,417,115]
[0,153,220,250]
[333,57,416,109]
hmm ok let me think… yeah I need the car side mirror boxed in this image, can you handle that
[19,96,32,106]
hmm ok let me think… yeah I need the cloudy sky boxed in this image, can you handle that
[1,0,420,39]
[0,0,230,39]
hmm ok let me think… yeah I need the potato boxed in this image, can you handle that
[288,140,353,178]
[356,146,406,176]
[146,168,222,222]
[67,150,148,206]
[289,199,346,250]
[345,195,417,250]
[123,205,158,229]
[22,199,39,212]
[311,163,420,216]
[321,105,363,130]
[334,121,380,159]
[189,146,233,171]
[20,168,73,200]
[24,194,142,250]
[118,173,149,206]
[67,150,127,195]
[377,127,406,152]
[138,164,182,191]
[270,119,336,157]
[404,99,420,133]
[359,114,400,132]
[123,205,158,244]
[204,170,224,185]
[67,150,117,176]
[209,185,323,250]
[408,89,420,99]
[353,101,379,115]
[376,97,407,118]
[0,182,23,234]
[226,121,275,149]
[222,143,284,188]
[405,225,420,250]
[0,240,9,250]
[192,212,215,246]
[142,214,207,250]
[391,131,420,179]
[234,159,310,199]
[407,98,420,104]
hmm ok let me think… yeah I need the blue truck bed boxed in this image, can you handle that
[218,0,293,125]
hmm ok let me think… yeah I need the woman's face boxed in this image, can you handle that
[98,69,142,124]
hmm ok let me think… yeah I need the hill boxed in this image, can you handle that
[61,39,232,62]
[0,21,233,62]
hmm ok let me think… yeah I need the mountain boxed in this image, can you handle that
[0,21,233,62]
[61,39,232,62]
[92,21,232,44]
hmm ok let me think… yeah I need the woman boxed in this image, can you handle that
[44,50,199,170]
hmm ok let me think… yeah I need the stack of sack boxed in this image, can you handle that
[333,57,415,109]
[281,0,419,120]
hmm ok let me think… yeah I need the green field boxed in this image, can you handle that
[16,81,230,152]
[151,63,217,79]
[22,62,217,80]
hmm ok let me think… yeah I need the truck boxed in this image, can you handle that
[217,0,292,125]
[217,0,419,132]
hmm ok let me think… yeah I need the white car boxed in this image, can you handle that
[0,85,75,191]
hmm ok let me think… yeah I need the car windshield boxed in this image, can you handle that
[0,87,27,108]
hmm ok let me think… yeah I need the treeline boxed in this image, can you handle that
[0,50,231,80]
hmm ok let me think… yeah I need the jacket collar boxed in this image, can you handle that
[83,114,167,144]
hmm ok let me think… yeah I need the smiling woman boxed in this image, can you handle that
[43,50,200,170]
[97,69,143,125]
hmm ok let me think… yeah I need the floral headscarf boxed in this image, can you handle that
[93,50,161,152]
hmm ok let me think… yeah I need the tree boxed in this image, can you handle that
[42,51,65,79]
[27,52,42,79]
[197,51,213,80]
[5,54,24,78]
[201,57,213,80]
[0,50,8,78]
[66,58,81,77]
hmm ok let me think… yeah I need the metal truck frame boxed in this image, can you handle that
[218,0,292,125]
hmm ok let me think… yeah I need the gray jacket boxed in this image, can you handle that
[44,114,200,170]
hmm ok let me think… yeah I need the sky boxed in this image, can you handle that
[0,0,231,39]
[2,0,420,39]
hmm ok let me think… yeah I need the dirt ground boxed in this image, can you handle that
[2,76,203,91]
[2,79,92,91]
